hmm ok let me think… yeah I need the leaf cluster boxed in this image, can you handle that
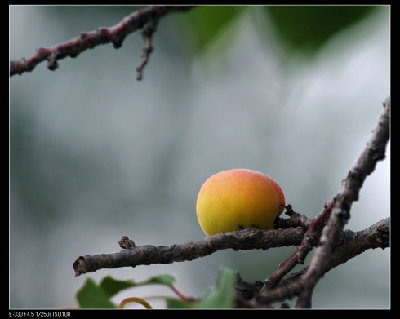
[76,268,237,309]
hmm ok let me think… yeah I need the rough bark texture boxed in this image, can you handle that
[73,226,305,276]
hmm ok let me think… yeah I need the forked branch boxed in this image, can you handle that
[10,6,195,78]
[254,97,390,308]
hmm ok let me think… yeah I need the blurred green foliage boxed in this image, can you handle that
[265,6,377,56]
[179,6,245,55]
[180,5,378,59]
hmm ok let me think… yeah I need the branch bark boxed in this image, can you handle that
[10,6,196,77]
[73,226,305,276]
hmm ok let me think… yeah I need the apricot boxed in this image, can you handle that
[196,169,285,236]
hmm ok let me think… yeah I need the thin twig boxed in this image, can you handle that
[264,202,332,289]
[10,6,196,77]
[136,17,159,80]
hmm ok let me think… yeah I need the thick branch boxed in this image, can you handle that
[10,6,195,77]
[73,226,305,276]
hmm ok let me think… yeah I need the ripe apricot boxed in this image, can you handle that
[196,169,285,236]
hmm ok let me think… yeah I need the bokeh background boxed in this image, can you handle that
[10,5,390,309]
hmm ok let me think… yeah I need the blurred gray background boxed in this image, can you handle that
[10,6,390,309]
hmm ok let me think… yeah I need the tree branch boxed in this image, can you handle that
[73,226,305,277]
[10,6,195,77]
[254,97,390,308]
[235,217,390,307]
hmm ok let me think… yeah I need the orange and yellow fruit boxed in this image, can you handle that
[196,169,285,236]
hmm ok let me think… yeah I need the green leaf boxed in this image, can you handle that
[265,6,377,56]
[144,274,176,286]
[195,267,237,308]
[99,276,136,298]
[167,267,237,309]
[76,278,116,309]
[166,298,190,309]
[98,274,175,297]
[180,6,245,55]
[76,274,177,308]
